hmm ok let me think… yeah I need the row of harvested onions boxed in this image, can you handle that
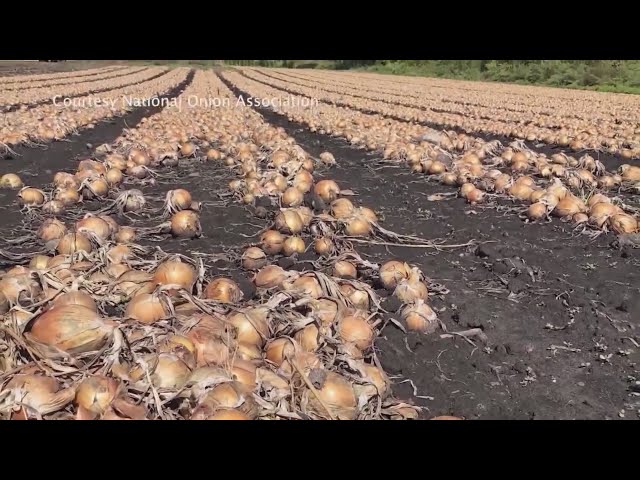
[239,67,640,159]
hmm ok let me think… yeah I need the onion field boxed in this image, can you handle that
[0,61,638,420]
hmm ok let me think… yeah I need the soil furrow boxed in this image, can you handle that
[222,74,640,420]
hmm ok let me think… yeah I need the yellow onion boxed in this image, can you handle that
[338,314,374,350]
[288,275,323,299]
[255,265,290,289]
[105,263,129,279]
[187,323,231,367]
[589,202,623,228]
[228,307,269,347]
[53,172,77,188]
[587,194,611,209]
[153,258,196,292]
[401,300,439,334]
[0,273,41,305]
[314,180,340,203]
[314,237,334,256]
[37,219,67,242]
[42,200,64,215]
[144,353,191,390]
[553,196,587,218]
[275,209,304,234]
[76,216,111,241]
[204,277,243,303]
[125,293,169,324]
[114,226,136,244]
[295,324,320,352]
[29,255,50,271]
[242,247,268,270]
[395,268,429,303]
[294,170,313,193]
[260,230,285,255]
[56,233,93,255]
[56,188,80,206]
[508,183,533,201]
[167,189,192,211]
[283,236,305,256]
[339,283,370,310]
[333,260,357,279]
[28,304,114,354]
[345,216,371,237]
[304,371,357,420]
[379,260,410,290]
[441,172,458,186]
[230,359,258,389]
[527,202,548,220]
[331,198,355,219]
[609,214,638,234]
[53,291,97,312]
[573,213,589,224]
[358,207,378,224]
[265,337,297,368]
[282,187,304,207]
[106,168,123,186]
[171,210,201,238]
[84,178,109,198]
[296,206,313,227]
[75,376,120,415]
[159,334,197,369]
[0,173,23,189]
[202,408,250,420]
[620,165,640,182]
[459,183,475,198]
[18,187,45,206]
[3,374,75,416]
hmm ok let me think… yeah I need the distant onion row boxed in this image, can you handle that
[222,71,640,236]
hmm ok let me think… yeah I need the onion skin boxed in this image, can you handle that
[204,278,243,303]
[304,371,357,420]
[125,294,168,324]
[28,304,114,354]
[153,259,196,293]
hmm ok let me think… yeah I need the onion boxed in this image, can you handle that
[54,172,78,189]
[204,277,243,303]
[230,359,258,389]
[465,187,484,204]
[314,180,340,203]
[28,304,114,354]
[265,337,297,368]
[345,216,371,237]
[106,168,123,186]
[142,353,191,389]
[294,170,313,193]
[333,260,357,279]
[75,376,120,415]
[339,283,369,310]
[282,187,304,207]
[171,210,201,238]
[287,275,323,299]
[314,237,334,256]
[308,298,340,327]
[508,183,533,201]
[53,291,97,312]
[3,374,75,416]
[29,255,50,271]
[493,174,512,192]
[401,300,439,334]
[125,293,169,324]
[441,172,458,186]
[338,313,374,350]
[589,202,622,227]
[255,265,290,289]
[76,216,111,241]
[379,260,410,290]
[18,187,45,206]
[56,233,93,255]
[114,226,136,244]
[609,214,638,234]
[228,307,269,347]
[202,409,250,420]
[206,148,221,161]
[153,258,196,292]
[358,207,378,224]
[573,213,589,224]
[261,230,285,255]
[275,210,303,234]
[304,371,357,420]
[0,173,23,189]
[553,196,587,218]
[587,194,611,209]
[295,324,320,352]
[296,206,313,227]
[167,189,192,211]
[283,236,305,256]
[527,202,548,220]
[395,267,429,303]
[37,218,67,242]
[331,198,354,219]
[84,178,109,198]
[186,323,231,367]
[42,200,64,215]
[180,142,196,157]
[242,247,268,270]
[55,188,80,206]
[0,273,41,305]
[431,415,463,420]
[459,183,475,198]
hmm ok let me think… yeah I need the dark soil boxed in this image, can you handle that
[0,61,114,78]
[223,75,640,420]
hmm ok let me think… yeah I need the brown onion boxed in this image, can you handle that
[204,278,243,303]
